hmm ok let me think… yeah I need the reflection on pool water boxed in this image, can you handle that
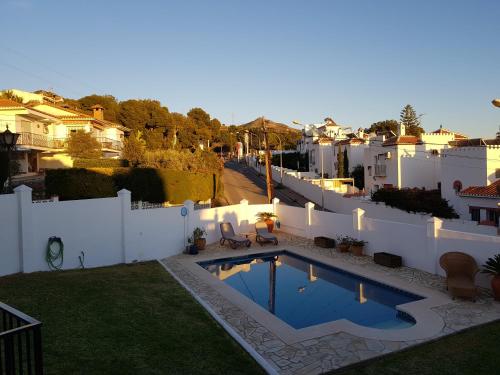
[198,251,423,330]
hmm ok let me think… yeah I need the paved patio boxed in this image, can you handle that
[161,232,500,374]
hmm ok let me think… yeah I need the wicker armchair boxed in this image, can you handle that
[439,252,479,301]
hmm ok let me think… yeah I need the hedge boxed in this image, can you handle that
[73,158,129,168]
[371,188,459,219]
[46,168,223,204]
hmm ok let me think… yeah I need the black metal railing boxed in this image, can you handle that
[0,302,43,375]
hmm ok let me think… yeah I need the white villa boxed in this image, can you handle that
[363,124,467,193]
[441,134,500,228]
[0,89,129,175]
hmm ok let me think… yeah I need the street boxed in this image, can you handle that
[222,160,309,207]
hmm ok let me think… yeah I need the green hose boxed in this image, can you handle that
[46,237,64,270]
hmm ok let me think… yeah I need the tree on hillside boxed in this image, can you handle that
[400,104,424,136]
[365,120,399,135]
[122,131,146,166]
[78,95,120,122]
[118,99,170,149]
[0,90,23,103]
[337,144,344,178]
[66,131,101,159]
[343,148,349,177]
[187,107,216,148]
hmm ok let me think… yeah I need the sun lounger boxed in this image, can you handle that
[219,222,251,249]
[255,222,278,246]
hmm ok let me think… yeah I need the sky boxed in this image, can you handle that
[1,0,499,137]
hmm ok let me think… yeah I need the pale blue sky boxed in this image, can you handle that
[1,0,499,137]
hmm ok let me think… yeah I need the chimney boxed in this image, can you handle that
[398,122,406,136]
[91,104,104,120]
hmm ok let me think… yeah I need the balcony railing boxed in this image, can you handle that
[374,164,387,177]
[0,302,43,375]
[15,132,122,151]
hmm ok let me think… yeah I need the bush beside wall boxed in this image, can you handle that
[371,188,459,219]
[46,168,223,204]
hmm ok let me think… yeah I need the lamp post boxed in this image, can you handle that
[0,126,20,193]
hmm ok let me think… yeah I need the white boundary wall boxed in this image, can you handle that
[0,185,272,277]
[1,185,498,289]
[248,157,497,235]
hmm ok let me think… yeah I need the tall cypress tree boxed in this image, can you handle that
[400,104,424,136]
[337,144,344,178]
[343,148,349,177]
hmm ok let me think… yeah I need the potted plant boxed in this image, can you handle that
[187,237,198,255]
[482,254,500,301]
[193,227,207,251]
[336,235,352,253]
[350,239,367,256]
[256,212,278,232]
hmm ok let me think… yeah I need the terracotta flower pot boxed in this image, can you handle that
[491,275,500,301]
[337,243,350,253]
[351,245,364,256]
[265,219,274,233]
[194,238,206,251]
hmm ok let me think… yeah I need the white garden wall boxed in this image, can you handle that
[1,185,498,290]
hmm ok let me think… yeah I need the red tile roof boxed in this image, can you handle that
[336,138,365,146]
[0,99,25,109]
[431,128,468,139]
[459,180,500,198]
[382,135,419,146]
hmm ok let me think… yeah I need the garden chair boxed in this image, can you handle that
[255,222,278,246]
[439,252,479,301]
[219,222,251,249]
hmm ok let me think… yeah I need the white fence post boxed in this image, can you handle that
[305,202,315,239]
[272,197,280,214]
[118,189,132,263]
[427,217,443,274]
[352,208,365,240]
[14,185,34,273]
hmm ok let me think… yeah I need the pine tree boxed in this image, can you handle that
[343,148,349,177]
[400,104,424,136]
[337,144,344,178]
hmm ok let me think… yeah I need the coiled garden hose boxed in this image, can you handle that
[46,236,64,270]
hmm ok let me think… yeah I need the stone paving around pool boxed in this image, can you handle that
[161,232,500,375]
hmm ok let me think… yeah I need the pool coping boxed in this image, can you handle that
[175,245,450,344]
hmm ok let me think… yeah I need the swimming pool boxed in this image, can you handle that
[198,251,423,330]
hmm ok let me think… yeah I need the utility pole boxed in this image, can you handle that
[261,117,274,203]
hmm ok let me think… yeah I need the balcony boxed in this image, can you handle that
[374,164,387,177]
[15,132,122,152]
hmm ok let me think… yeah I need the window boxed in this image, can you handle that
[487,209,499,227]
[470,207,480,222]
[367,166,372,176]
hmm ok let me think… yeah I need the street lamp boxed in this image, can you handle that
[0,126,20,193]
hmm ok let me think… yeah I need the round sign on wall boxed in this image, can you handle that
[181,207,188,217]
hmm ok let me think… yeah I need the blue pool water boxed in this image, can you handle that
[198,251,423,330]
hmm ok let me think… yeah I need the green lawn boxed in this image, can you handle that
[0,262,265,375]
[331,321,500,375]
[1,262,499,375]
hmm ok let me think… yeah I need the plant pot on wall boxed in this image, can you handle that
[194,238,206,251]
[481,254,500,301]
[337,243,350,253]
[350,245,364,256]
[265,219,274,233]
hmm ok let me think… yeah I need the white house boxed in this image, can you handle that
[0,89,130,175]
[364,124,467,194]
[332,131,368,178]
[441,135,500,227]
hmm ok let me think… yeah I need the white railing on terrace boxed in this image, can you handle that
[15,132,122,151]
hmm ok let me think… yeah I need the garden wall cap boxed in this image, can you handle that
[13,185,32,192]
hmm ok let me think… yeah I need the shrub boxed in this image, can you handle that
[371,188,459,219]
[73,159,129,168]
[66,131,102,159]
[46,167,223,204]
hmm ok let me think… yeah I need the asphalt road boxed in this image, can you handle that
[222,161,310,207]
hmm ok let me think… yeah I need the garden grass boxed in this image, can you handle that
[331,320,500,375]
[0,262,265,375]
